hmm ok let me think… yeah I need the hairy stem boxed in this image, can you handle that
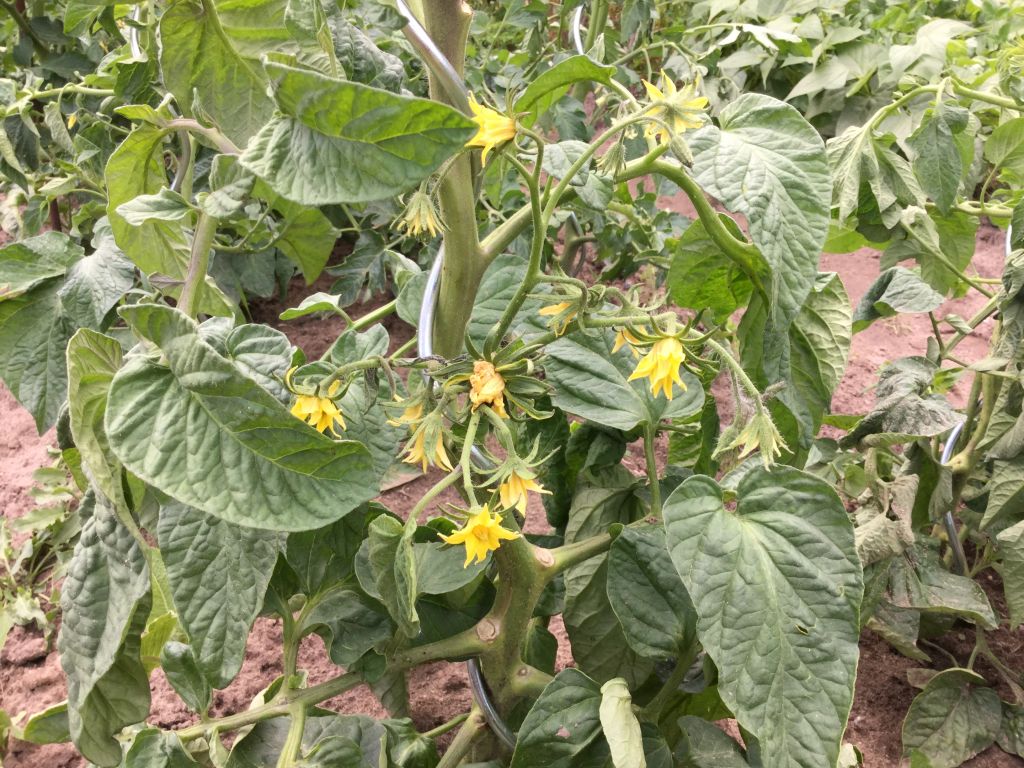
[436,708,487,768]
[643,422,662,517]
[178,212,217,318]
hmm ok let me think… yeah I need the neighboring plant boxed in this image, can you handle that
[0,451,80,654]
[0,1,1022,768]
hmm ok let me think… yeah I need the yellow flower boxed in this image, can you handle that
[291,394,346,434]
[538,301,577,337]
[387,397,424,427]
[396,190,444,238]
[714,410,788,469]
[628,337,686,400]
[402,421,453,473]
[499,469,549,514]
[641,71,708,144]
[440,504,520,567]
[467,94,517,164]
[469,360,508,419]
[613,328,641,357]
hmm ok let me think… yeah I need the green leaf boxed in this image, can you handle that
[663,467,863,768]
[20,702,71,745]
[158,501,282,687]
[286,510,368,595]
[997,519,1024,630]
[58,222,136,330]
[545,328,703,431]
[599,678,644,768]
[841,357,961,448]
[739,272,851,451]
[329,17,405,91]
[161,641,212,714]
[299,584,393,666]
[853,267,945,331]
[606,525,696,660]
[998,703,1024,758]
[887,208,978,297]
[0,242,79,431]
[158,0,275,147]
[674,716,750,768]
[466,254,547,348]
[124,727,199,767]
[668,216,753,322]
[689,93,830,348]
[0,230,82,298]
[901,668,1001,768]
[984,117,1024,176]
[253,178,339,282]
[907,103,969,215]
[982,455,1024,533]
[66,329,125,508]
[106,304,377,531]
[280,291,348,320]
[211,321,295,403]
[240,62,476,204]
[116,188,194,226]
[514,55,615,123]
[888,548,997,630]
[510,669,606,768]
[58,498,152,767]
[367,515,418,638]
[564,474,654,687]
[105,126,232,316]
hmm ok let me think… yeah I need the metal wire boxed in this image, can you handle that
[938,223,1013,576]
[394,0,472,115]
[572,5,586,55]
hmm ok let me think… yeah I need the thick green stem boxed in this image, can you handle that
[423,712,470,740]
[422,0,482,358]
[178,212,217,318]
[643,422,661,517]
[0,0,46,53]
[276,704,306,768]
[436,708,487,768]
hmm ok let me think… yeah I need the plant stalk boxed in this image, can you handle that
[178,212,218,318]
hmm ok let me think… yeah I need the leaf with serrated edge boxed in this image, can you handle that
[240,62,476,205]
[689,93,830,355]
[58,498,151,766]
[664,467,863,768]
[158,502,282,687]
[106,304,377,530]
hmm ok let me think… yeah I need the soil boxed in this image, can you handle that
[2,219,1023,767]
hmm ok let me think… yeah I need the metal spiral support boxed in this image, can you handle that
[939,223,1013,576]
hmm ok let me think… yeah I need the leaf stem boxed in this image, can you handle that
[275,704,306,768]
[422,712,470,739]
[178,212,218,318]
[461,411,481,506]
[436,708,487,768]
[350,299,397,331]
[0,0,46,53]
[409,467,463,522]
[643,422,662,517]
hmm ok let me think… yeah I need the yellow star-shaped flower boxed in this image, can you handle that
[538,301,577,337]
[402,424,453,474]
[440,505,520,567]
[628,337,686,401]
[641,71,708,144]
[499,469,549,514]
[469,360,508,419]
[291,394,346,434]
[466,94,516,164]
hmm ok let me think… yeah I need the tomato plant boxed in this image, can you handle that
[1,1,1023,767]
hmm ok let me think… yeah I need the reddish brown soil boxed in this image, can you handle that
[2,221,1023,767]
